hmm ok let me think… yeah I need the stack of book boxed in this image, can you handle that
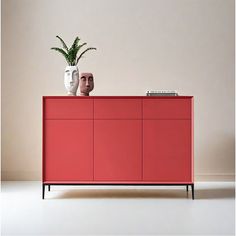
[146,90,178,96]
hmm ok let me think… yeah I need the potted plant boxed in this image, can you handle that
[51,35,96,95]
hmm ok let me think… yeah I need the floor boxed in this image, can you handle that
[1,181,235,236]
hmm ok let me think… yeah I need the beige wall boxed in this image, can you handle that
[1,0,235,181]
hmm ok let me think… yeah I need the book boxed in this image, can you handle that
[146,90,178,96]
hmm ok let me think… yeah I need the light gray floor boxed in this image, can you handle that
[1,181,235,235]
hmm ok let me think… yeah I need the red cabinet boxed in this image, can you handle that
[94,120,142,181]
[43,96,194,199]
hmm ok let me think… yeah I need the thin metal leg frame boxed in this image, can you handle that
[191,184,195,200]
[42,184,45,199]
[42,183,195,200]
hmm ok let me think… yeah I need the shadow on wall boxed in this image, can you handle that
[46,187,235,200]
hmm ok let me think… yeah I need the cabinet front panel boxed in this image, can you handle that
[94,99,142,119]
[44,98,93,119]
[143,120,192,182]
[44,120,93,181]
[94,120,142,181]
[143,98,191,119]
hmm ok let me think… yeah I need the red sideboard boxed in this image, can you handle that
[42,96,194,199]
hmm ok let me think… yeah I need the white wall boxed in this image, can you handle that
[1,0,235,180]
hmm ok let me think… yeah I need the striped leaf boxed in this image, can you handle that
[76,47,97,65]
[56,35,69,52]
[51,47,70,65]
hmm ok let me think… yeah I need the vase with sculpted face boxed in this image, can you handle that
[64,66,79,96]
[79,72,94,96]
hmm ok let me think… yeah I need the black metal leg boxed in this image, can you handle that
[42,184,45,199]
[191,184,194,200]
[42,183,194,199]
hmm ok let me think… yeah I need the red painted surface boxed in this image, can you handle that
[43,181,193,184]
[94,120,142,180]
[94,98,142,119]
[143,98,191,119]
[43,96,193,184]
[44,120,93,181]
[143,120,192,182]
[45,98,93,119]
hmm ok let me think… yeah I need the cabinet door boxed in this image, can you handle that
[44,120,93,181]
[94,120,142,181]
[143,120,192,182]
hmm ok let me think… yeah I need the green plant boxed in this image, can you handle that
[51,35,96,66]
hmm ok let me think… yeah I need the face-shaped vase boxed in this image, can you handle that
[79,72,94,96]
[64,66,79,96]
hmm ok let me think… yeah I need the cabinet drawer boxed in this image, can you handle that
[143,98,192,119]
[94,99,142,119]
[44,98,93,119]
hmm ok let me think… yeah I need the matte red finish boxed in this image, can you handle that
[94,98,142,119]
[143,120,192,182]
[44,120,93,181]
[143,98,191,119]
[45,98,93,119]
[94,120,142,181]
[43,96,193,184]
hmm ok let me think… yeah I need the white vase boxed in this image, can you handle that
[64,66,79,96]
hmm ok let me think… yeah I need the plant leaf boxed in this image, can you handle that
[67,47,77,66]
[51,47,70,65]
[69,43,87,65]
[66,37,82,65]
[71,36,80,50]
[56,35,69,52]
[76,47,97,65]
[68,44,86,66]
[77,42,87,51]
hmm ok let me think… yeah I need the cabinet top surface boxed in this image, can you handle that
[43,96,193,99]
